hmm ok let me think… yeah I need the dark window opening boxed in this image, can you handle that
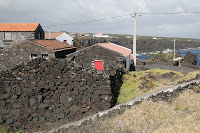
[4,43,11,45]
[38,32,41,39]
[30,54,37,59]
[42,54,49,59]
[4,32,12,40]
[63,40,67,44]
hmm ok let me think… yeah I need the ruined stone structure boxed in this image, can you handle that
[0,44,129,132]
[0,23,44,48]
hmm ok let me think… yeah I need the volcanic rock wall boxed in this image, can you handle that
[0,56,124,132]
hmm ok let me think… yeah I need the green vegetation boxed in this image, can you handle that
[0,127,27,133]
[117,69,200,103]
[87,90,200,133]
[194,85,200,93]
[0,127,7,133]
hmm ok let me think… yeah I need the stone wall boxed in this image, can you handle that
[47,79,200,133]
[67,44,127,73]
[0,41,55,70]
[0,32,34,48]
[0,46,125,132]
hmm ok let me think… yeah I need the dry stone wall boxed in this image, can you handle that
[0,45,125,132]
[49,79,200,133]
[0,41,54,70]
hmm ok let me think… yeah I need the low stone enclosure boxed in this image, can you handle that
[0,44,129,132]
[45,79,200,133]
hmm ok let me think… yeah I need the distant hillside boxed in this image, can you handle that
[73,37,200,53]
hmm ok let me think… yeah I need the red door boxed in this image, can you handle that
[95,60,103,71]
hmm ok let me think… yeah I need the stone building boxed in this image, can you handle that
[0,42,132,131]
[0,40,76,70]
[0,23,44,48]
[67,42,132,73]
[45,32,73,46]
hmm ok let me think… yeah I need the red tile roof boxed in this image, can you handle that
[0,40,76,52]
[31,40,76,52]
[97,43,132,56]
[0,23,40,31]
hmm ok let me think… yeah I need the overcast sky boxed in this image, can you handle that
[1,0,200,38]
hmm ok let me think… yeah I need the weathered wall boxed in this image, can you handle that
[0,25,44,48]
[0,45,125,132]
[0,32,35,48]
[67,45,127,73]
[0,41,54,70]
[48,79,200,133]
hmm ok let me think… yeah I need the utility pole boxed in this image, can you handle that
[133,12,137,66]
[174,38,176,59]
[49,24,51,39]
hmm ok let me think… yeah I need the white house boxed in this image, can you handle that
[45,32,73,46]
[94,33,109,38]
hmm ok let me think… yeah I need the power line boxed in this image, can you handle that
[138,11,200,14]
[49,14,132,27]
[135,0,148,13]
[41,11,200,28]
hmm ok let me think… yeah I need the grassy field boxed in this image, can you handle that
[117,69,200,104]
[88,88,200,133]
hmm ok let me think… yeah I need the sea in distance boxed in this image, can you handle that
[137,47,200,66]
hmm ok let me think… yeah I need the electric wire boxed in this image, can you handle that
[138,11,200,14]
[42,11,200,27]
[50,14,132,27]
[135,0,148,13]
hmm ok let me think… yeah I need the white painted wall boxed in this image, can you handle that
[56,32,73,46]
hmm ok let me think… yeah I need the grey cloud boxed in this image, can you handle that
[0,0,200,38]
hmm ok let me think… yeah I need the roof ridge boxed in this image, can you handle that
[108,42,132,51]
[97,43,132,56]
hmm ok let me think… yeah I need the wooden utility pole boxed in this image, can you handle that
[133,12,137,66]
[49,25,51,39]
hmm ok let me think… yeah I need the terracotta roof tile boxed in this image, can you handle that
[0,40,76,52]
[97,43,132,56]
[31,40,76,52]
[0,23,40,32]
[45,32,64,39]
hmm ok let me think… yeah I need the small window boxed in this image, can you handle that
[4,43,11,45]
[42,54,49,59]
[30,54,37,59]
[95,60,103,71]
[4,32,12,40]
[63,40,67,43]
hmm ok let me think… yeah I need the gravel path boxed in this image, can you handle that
[143,65,196,74]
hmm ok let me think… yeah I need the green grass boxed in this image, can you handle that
[117,69,200,104]
[0,127,27,133]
